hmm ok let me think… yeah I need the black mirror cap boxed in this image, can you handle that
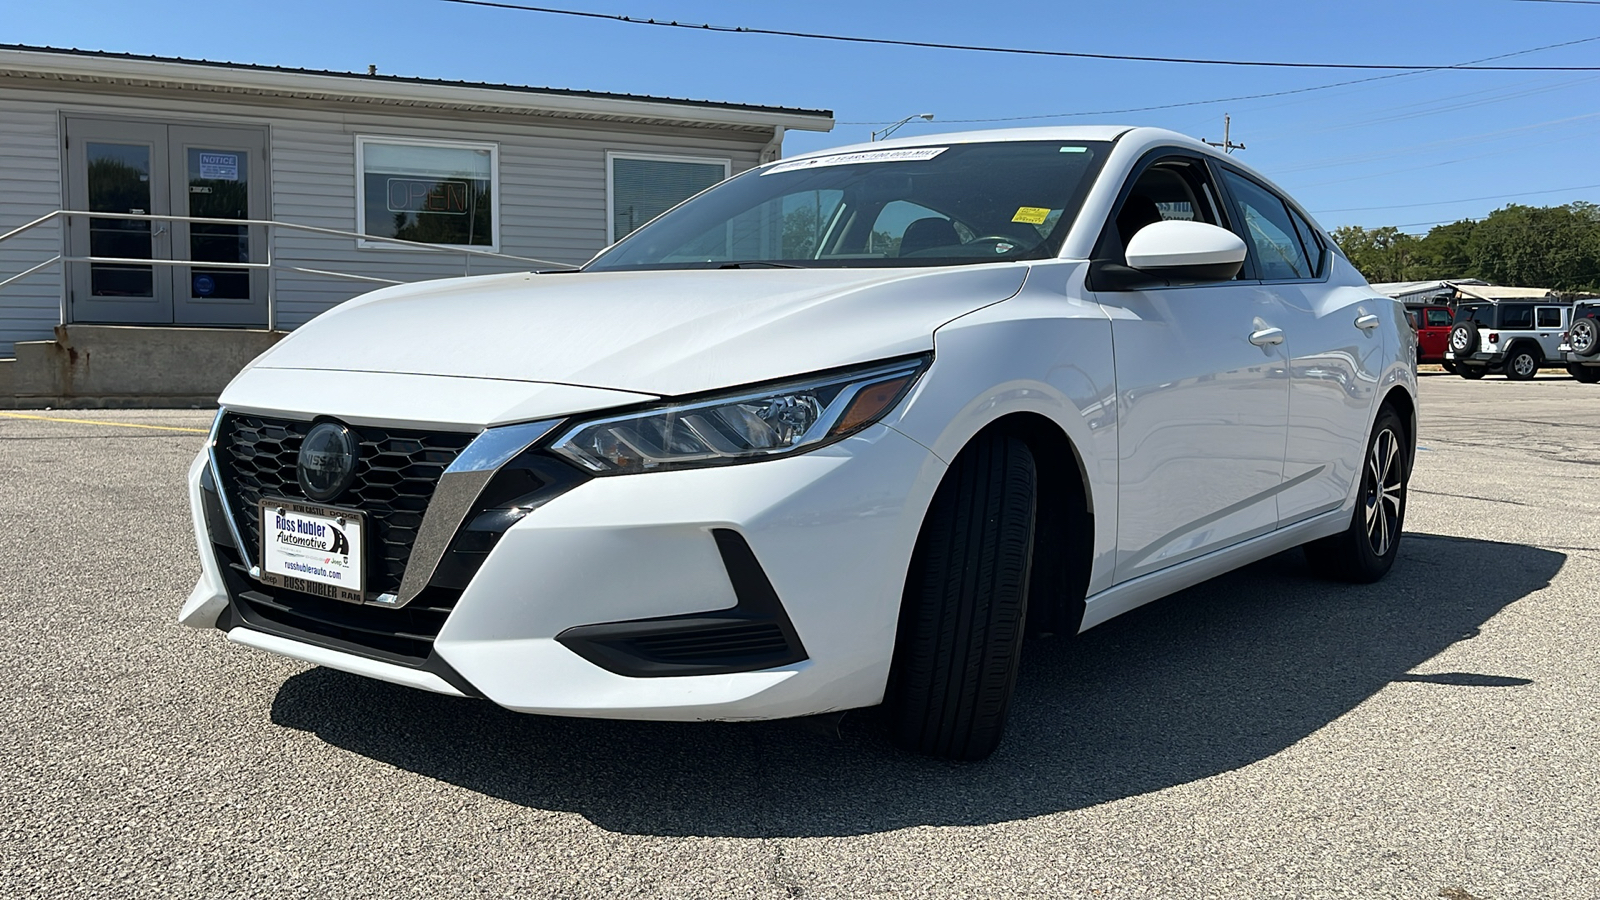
[1087,258,1243,292]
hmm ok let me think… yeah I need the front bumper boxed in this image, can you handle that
[185,417,945,721]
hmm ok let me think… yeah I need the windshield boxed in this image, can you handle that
[586,140,1111,271]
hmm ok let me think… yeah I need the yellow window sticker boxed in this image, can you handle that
[1012,207,1051,225]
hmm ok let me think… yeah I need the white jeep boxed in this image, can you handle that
[1559,300,1600,384]
[1445,300,1571,380]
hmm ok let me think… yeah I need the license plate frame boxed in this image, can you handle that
[258,498,366,604]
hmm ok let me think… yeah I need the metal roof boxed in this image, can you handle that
[0,44,834,133]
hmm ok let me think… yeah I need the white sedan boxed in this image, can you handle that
[181,126,1415,760]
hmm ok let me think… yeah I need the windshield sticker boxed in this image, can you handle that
[763,147,948,175]
[1012,207,1051,225]
[1059,146,1089,153]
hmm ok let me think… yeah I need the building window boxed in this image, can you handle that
[608,152,731,244]
[356,137,498,250]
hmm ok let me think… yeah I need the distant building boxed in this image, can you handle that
[0,45,833,356]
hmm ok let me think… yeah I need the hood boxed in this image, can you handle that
[254,266,1030,396]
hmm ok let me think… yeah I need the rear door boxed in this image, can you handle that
[1214,166,1384,527]
[1535,305,1568,361]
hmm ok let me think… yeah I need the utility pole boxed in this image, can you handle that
[1203,114,1246,154]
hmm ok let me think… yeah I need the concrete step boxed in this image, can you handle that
[4,324,286,408]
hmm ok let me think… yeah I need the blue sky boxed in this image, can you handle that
[11,0,1600,234]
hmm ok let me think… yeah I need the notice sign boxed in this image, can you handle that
[198,152,240,181]
[387,178,470,215]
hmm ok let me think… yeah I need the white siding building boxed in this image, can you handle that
[0,45,833,357]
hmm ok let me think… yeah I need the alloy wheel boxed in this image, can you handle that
[1573,319,1598,355]
[1364,427,1403,557]
[1511,353,1537,378]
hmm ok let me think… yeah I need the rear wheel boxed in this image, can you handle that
[887,434,1036,761]
[1458,366,1486,380]
[1571,364,1600,384]
[1441,360,1457,374]
[1304,406,1408,583]
[1505,347,1540,380]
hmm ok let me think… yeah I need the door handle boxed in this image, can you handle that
[1355,313,1380,331]
[1249,326,1285,347]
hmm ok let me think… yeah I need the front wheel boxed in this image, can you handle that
[1304,406,1408,583]
[887,434,1036,761]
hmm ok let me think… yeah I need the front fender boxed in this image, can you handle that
[878,261,1119,596]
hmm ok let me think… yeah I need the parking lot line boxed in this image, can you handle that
[0,411,209,434]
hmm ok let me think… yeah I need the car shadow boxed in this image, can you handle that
[269,532,1562,837]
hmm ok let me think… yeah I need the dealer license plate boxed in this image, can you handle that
[259,499,365,603]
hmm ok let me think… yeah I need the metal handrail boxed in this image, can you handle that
[0,209,579,332]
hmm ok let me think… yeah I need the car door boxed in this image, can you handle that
[1420,306,1453,362]
[1214,167,1385,527]
[1535,305,1567,360]
[1087,152,1291,584]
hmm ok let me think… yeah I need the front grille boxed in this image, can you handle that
[215,414,473,596]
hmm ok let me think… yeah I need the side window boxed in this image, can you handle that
[1108,157,1224,257]
[1426,308,1453,327]
[1536,307,1564,329]
[1220,170,1312,280]
[1501,304,1534,330]
[1288,207,1327,276]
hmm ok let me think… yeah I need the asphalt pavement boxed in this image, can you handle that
[0,373,1596,899]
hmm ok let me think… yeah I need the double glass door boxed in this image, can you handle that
[66,118,268,326]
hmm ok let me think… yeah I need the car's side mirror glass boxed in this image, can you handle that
[1118,220,1248,286]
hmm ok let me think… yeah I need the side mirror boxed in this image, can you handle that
[1126,220,1247,281]
[1090,220,1249,291]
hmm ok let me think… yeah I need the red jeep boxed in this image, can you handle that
[1412,305,1455,367]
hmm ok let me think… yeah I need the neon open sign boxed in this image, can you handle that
[386,178,470,215]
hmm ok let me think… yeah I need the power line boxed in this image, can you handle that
[436,0,1600,71]
[861,34,1600,125]
[1315,182,1600,213]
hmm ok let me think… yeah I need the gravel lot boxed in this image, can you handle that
[1,373,1596,899]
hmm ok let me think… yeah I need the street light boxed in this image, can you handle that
[871,113,935,142]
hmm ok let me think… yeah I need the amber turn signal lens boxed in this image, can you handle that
[829,376,912,437]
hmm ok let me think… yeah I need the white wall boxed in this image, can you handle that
[0,85,772,353]
[0,103,63,357]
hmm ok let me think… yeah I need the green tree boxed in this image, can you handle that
[1464,202,1600,293]
[1330,225,1424,283]
[1411,218,1476,278]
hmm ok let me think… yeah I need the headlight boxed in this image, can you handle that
[549,357,928,475]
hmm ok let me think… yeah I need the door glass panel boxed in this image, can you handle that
[1536,307,1563,328]
[86,142,154,297]
[186,147,250,300]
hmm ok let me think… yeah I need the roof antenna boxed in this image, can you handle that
[1203,113,1246,154]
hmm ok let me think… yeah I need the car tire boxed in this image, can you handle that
[1570,317,1600,358]
[1441,360,1457,374]
[1504,347,1540,380]
[1304,405,1408,584]
[1447,321,1479,358]
[887,434,1036,762]
[1570,364,1600,384]
[1458,366,1486,380]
